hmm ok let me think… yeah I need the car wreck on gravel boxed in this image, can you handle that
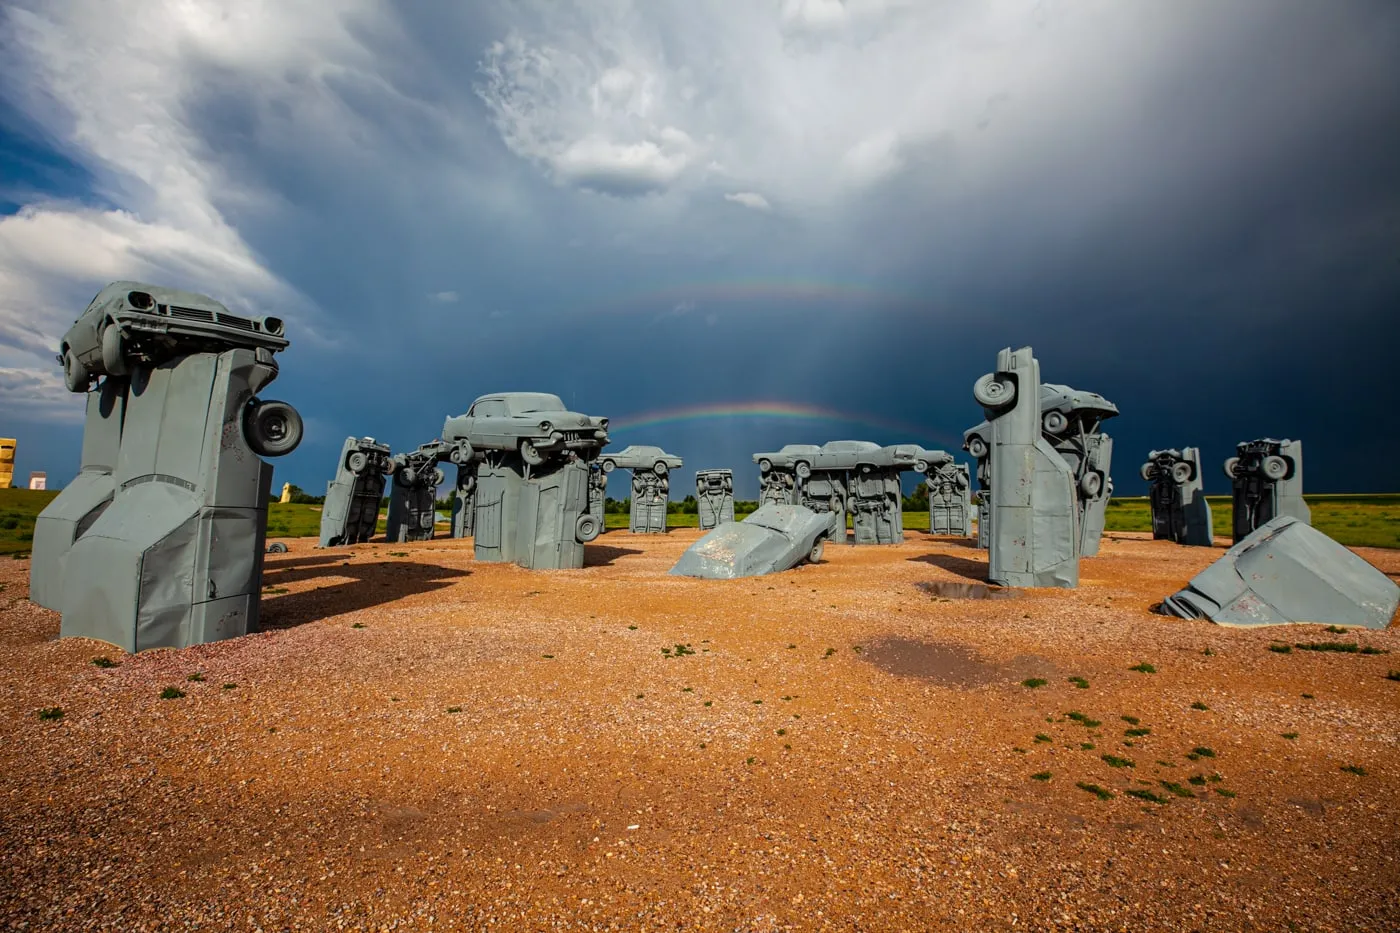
[670,504,840,579]
[1157,516,1400,629]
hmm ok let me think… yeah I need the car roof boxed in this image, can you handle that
[821,440,880,452]
[88,280,231,314]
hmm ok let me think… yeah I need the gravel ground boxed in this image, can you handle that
[2,530,1398,932]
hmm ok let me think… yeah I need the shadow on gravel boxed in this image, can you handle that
[915,580,1015,600]
[258,558,469,630]
[861,637,1059,688]
[906,552,989,582]
[583,545,644,568]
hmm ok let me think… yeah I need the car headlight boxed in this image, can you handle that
[539,420,552,432]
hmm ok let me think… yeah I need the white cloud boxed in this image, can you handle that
[724,191,772,211]
[428,291,460,303]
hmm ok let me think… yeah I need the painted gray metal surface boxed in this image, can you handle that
[1142,448,1213,546]
[1032,383,1118,559]
[386,443,446,543]
[1226,438,1309,542]
[53,336,301,652]
[963,427,992,550]
[451,464,478,539]
[927,460,972,537]
[695,469,736,530]
[319,436,392,547]
[974,490,990,548]
[1158,516,1399,628]
[598,445,683,534]
[670,504,838,579]
[443,393,608,568]
[975,346,1080,588]
[29,378,127,610]
[586,463,607,534]
[754,444,817,507]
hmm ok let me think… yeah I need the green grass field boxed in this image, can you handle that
[3,489,1398,555]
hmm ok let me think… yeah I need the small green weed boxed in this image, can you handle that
[37,707,64,721]
[1295,642,1357,653]
[635,694,645,699]
[1214,788,1237,798]
[752,699,763,705]
[746,757,755,765]
[1386,671,1400,682]
[1301,693,1314,699]
[1080,742,1095,751]
[541,654,554,659]
[187,673,205,682]
[160,687,185,700]
[351,622,366,629]
[823,647,836,658]
[1360,646,1387,655]
[1202,647,1214,656]
[447,706,462,714]
[91,657,117,668]
[1268,644,1292,654]
[703,700,712,707]
[1340,765,1367,776]
[1076,782,1114,800]
[682,687,693,693]
[1129,662,1156,674]
[1034,733,1052,744]
[1121,715,1140,725]
[628,625,638,630]
[262,587,289,595]
[1126,789,1168,804]
[1031,771,1052,782]
[222,683,238,690]
[776,728,786,736]
[787,643,797,649]
[1188,775,1207,786]
[1101,754,1134,768]
[1013,747,1027,754]
[1068,676,1089,689]
[1021,678,1048,689]
[1192,746,1217,758]
[1323,625,1348,634]
[1281,732,1298,740]
[388,551,407,557]
[1066,711,1101,728]
[1190,701,1209,710]
[1159,781,1195,799]
[1125,728,1151,737]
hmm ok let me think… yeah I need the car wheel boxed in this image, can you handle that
[1223,456,1240,480]
[244,399,303,457]
[100,322,130,376]
[654,461,668,476]
[758,458,772,474]
[601,459,616,473]
[266,541,288,554]
[62,345,90,393]
[808,538,825,564]
[347,451,369,474]
[1139,462,1156,482]
[1171,461,1194,484]
[914,459,929,474]
[575,513,601,543]
[520,439,545,466]
[449,442,474,465]
[1042,410,1068,435]
[795,461,812,479]
[967,437,988,460]
[431,468,446,487]
[973,373,1017,410]
[1080,472,1103,498]
[1262,455,1289,480]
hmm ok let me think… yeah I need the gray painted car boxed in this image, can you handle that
[58,281,288,392]
[669,504,840,579]
[441,393,609,466]
[597,445,684,475]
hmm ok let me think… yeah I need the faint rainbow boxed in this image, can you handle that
[609,401,959,448]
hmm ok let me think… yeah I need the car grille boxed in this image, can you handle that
[219,314,257,332]
[166,304,259,332]
[168,304,215,323]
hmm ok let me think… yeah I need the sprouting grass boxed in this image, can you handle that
[776,728,786,736]
[1323,625,1348,634]
[91,657,117,668]
[446,706,463,714]
[1281,732,1299,740]
[703,700,712,707]
[1386,671,1400,682]
[222,683,238,690]
[1125,728,1151,737]
[1360,646,1388,656]
[1268,644,1292,654]
[1021,678,1048,689]
[1080,742,1095,750]
[1128,662,1156,674]
[1191,746,1216,759]
[187,673,205,682]
[1101,754,1135,768]
[388,551,408,557]
[1121,715,1140,725]
[1190,701,1209,711]
[1188,775,1207,786]
[1295,641,1358,653]
[1126,788,1168,804]
[1034,733,1052,744]
[351,622,366,629]
[1076,782,1114,800]
[628,625,639,631]
[1068,676,1089,689]
[1340,765,1367,776]
[541,654,554,659]
[1030,771,1052,782]
[1214,788,1238,798]
[823,647,836,658]
[1066,711,1102,728]
[1159,781,1196,799]
[159,687,185,700]
[37,707,64,721]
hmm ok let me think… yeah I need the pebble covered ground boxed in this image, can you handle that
[1,530,1398,932]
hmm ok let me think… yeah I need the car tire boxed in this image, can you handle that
[449,442,474,465]
[1262,455,1289,480]
[757,458,772,474]
[244,399,303,457]
[973,373,1016,410]
[1080,472,1103,498]
[1223,456,1240,480]
[1042,410,1068,435]
[576,513,601,543]
[266,541,288,554]
[795,461,812,480]
[100,322,130,376]
[520,439,545,466]
[808,539,825,564]
[1139,463,1156,482]
[967,437,988,460]
[914,459,929,474]
[62,345,90,393]
[654,461,668,477]
[431,468,446,487]
[347,451,369,474]
[1171,461,1194,484]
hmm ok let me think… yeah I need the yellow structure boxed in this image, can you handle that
[0,437,14,489]
[279,482,292,504]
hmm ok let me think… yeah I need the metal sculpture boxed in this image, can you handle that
[1142,448,1213,547]
[386,442,446,543]
[1037,384,1119,558]
[34,281,301,651]
[754,444,817,508]
[695,469,736,530]
[441,393,607,568]
[319,437,392,547]
[598,445,684,534]
[963,427,992,550]
[451,462,478,539]
[974,346,1080,588]
[1226,438,1309,542]
[926,458,972,537]
[670,504,839,579]
[1157,516,1398,629]
[587,463,608,536]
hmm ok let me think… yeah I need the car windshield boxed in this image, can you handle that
[505,394,566,415]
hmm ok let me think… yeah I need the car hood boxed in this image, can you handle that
[670,504,831,579]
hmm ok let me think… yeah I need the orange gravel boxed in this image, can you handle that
[2,530,1398,932]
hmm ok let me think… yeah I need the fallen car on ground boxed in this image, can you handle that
[669,504,840,579]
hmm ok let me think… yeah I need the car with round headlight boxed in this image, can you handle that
[441,393,609,466]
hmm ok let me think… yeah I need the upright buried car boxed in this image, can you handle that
[59,281,288,393]
[442,393,608,466]
[670,504,840,579]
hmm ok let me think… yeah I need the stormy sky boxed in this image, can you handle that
[1,0,1397,497]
